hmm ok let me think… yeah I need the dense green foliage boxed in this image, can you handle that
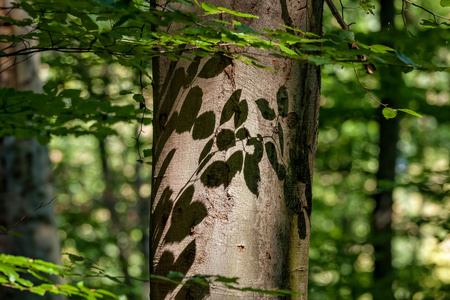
[309,2,449,299]
[0,253,118,299]
[2,0,448,143]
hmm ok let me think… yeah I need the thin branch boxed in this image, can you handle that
[338,0,344,20]
[0,197,57,236]
[353,69,396,115]
[325,0,349,29]
[325,0,376,74]
[135,24,150,162]
[401,0,415,37]
[404,0,450,22]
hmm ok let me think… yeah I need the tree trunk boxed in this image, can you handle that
[371,0,399,298]
[150,1,323,299]
[0,1,63,299]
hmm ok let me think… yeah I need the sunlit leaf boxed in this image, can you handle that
[420,19,440,28]
[382,108,397,119]
[217,7,258,18]
[369,44,394,54]
[398,108,423,119]
[440,0,450,7]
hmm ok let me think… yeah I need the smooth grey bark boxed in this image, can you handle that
[0,1,63,299]
[151,1,323,299]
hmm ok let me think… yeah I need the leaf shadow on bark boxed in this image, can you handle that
[152,55,236,298]
[151,187,174,256]
[152,240,197,299]
[165,185,207,243]
[152,55,307,296]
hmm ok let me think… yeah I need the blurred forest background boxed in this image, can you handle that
[3,0,448,299]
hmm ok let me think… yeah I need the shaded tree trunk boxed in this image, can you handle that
[371,0,400,297]
[150,1,323,299]
[0,1,63,299]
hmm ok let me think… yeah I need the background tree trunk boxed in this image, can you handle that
[371,0,399,297]
[0,1,63,299]
[151,1,323,299]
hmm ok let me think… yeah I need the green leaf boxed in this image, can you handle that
[217,7,259,18]
[0,275,9,284]
[119,90,133,95]
[395,48,421,67]
[420,19,440,28]
[29,286,46,296]
[16,277,34,287]
[398,108,423,119]
[66,253,85,263]
[307,55,331,65]
[339,29,355,42]
[214,276,240,284]
[278,44,298,57]
[237,286,296,296]
[369,44,394,54]
[143,149,152,157]
[133,94,144,102]
[201,3,221,14]
[360,0,375,14]
[382,108,397,119]
[9,231,24,238]
[441,0,450,7]
[28,270,53,283]
[0,262,19,283]
[232,20,259,34]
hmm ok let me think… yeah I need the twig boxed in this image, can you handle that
[404,0,450,22]
[0,197,57,235]
[135,24,150,162]
[325,0,376,74]
[401,0,450,37]
[401,0,415,37]
[353,69,395,114]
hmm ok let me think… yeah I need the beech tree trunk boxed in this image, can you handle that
[151,1,323,299]
[0,1,63,299]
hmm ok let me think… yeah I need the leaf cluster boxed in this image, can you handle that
[0,83,151,143]
[0,0,447,140]
[3,0,447,70]
[151,271,296,297]
[0,254,117,299]
[1,253,296,298]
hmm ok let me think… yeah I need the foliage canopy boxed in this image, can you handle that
[1,0,448,141]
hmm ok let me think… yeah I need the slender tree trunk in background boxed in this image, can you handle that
[0,1,63,299]
[151,1,323,299]
[98,140,133,287]
[133,127,151,297]
[371,0,399,297]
